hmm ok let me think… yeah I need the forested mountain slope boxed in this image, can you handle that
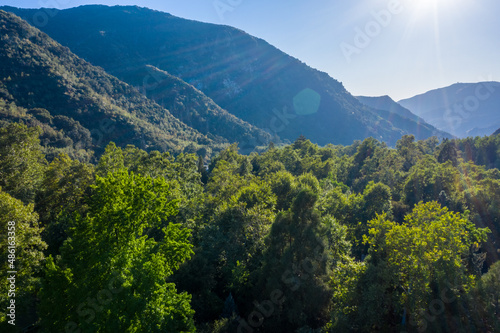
[0,10,220,161]
[0,6,498,333]
[356,95,451,140]
[4,5,449,146]
[121,64,272,152]
[357,95,423,123]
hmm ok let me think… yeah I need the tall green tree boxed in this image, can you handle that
[404,156,465,211]
[38,169,195,332]
[361,202,490,332]
[396,134,422,172]
[466,261,500,332]
[35,153,94,254]
[0,123,46,203]
[0,189,46,330]
[175,154,276,324]
[253,189,332,332]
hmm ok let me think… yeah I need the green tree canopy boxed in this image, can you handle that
[38,169,195,332]
[0,123,46,203]
[0,189,46,330]
[362,201,490,331]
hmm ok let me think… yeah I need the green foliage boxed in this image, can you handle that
[0,7,499,333]
[362,202,490,331]
[437,139,459,166]
[317,181,392,259]
[0,121,497,333]
[328,255,366,331]
[0,10,220,162]
[403,156,465,211]
[0,189,46,330]
[174,146,276,323]
[454,134,500,169]
[96,142,126,177]
[396,134,422,172]
[350,137,383,187]
[460,163,500,268]
[0,79,499,332]
[466,261,500,332]
[36,153,94,254]
[0,99,94,162]
[0,122,46,203]
[253,189,333,331]
[38,169,195,332]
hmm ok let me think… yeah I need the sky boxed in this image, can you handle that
[2,0,500,101]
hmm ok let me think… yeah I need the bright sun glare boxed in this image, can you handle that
[410,0,458,13]
[407,0,459,20]
[412,0,440,11]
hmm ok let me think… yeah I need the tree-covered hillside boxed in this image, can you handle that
[4,5,451,147]
[1,120,499,332]
[0,10,224,162]
[0,6,499,333]
[121,64,272,153]
[356,95,450,141]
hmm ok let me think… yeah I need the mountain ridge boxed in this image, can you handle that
[398,82,500,137]
[355,95,451,140]
[123,64,272,150]
[2,4,450,147]
[356,95,420,121]
[0,9,222,161]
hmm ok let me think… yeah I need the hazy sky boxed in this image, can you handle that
[3,0,499,100]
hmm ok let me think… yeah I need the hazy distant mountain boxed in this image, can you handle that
[356,95,419,121]
[493,128,500,136]
[0,10,218,160]
[3,5,447,147]
[398,82,500,138]
[355,95,450,140]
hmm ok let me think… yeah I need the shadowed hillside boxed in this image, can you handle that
[0,10,221,161]
[4,5,449,147]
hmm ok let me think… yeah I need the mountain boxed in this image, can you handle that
[355,95,451,140]
[356,95,420,121]
[120,64,271,152]
[493,128,500,136]
[2,5,447,147]
[398,82,500,138]
[0,10,220,161]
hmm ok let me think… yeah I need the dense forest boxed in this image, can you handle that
[0,6,499,333]
[1,120,499,332]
